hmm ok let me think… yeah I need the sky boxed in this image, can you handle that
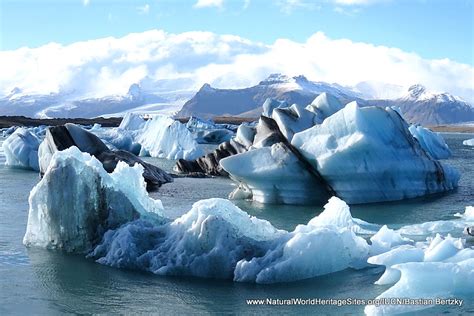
[1,0,473,64]
[0,0,473,101]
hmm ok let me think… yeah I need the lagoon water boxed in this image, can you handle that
[0,133,473,315]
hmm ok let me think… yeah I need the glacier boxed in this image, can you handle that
[2,127,41,171]
[291,102,460,204]
[408,124,451,159]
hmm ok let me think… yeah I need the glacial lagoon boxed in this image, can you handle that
[1,133,473,315]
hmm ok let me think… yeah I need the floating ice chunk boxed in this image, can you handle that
[307,196,379,234]
[2,127,40,171]
[23,147,165,253]
[90,195,371,283]
[463,138,474,146]
[305,92,343,122]
[369,225,412,255]
[366,233,474,314]
[408,124,451,159]
[364,259,474,316]
[292,102,460,204]
[137,115,204,160]
[397,206,474,237]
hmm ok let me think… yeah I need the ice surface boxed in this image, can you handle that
[408,124,451,159]
[262,98,288,117]
[463,138,474,146]
[365,234,474,315]
[305,92,343,122]
[291,102,460,204]
[89,124,142,154]
[137,115,204,160]
[2,127,41,171]
[220,142,330,204]
[272,104,316,141]
[118,112,147,130]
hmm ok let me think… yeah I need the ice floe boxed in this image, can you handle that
[463,138,474,146]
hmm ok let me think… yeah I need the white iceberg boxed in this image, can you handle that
[2,127,41,171]
[92,196,370,283]
[24,147,165,253]
[408,124,451,159]
[137,115,204,160]
[291,102,460,204]
[463,138,474,146]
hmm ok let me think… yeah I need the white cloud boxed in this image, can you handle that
[0,30,472,103]
[82,0,90,6]
[194,0,224,9]
[137,4,150,14]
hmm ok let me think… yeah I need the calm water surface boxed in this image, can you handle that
[0,133,473,315]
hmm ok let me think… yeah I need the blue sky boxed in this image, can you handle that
[1,0,473,65]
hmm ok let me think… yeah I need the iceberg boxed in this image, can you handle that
[38,123,173,190]
[408,124,451,159]
[137,115,204,160]
[291,102,460,204]
[23,147,165,253]
[463,138,474,146]
[2,127,41,171]
[194,129,234,144]
[262,98,288,117]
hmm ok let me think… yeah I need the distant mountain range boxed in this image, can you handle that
[178,74,474,125]
[1,74,472,126]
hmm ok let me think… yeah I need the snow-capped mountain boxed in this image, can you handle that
[0,84,194,119]
[369,84,474,125]
[177,74,364,118]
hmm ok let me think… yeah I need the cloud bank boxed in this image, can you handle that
[0,29,472,102]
